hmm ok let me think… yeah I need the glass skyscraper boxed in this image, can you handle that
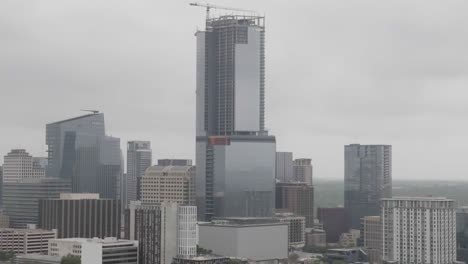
[195,14,276,220]
[46,113,123,199]
[344,144,392,229]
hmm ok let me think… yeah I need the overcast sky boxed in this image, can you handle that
[1,0,468,180]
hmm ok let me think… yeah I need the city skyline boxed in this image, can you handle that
[2,1,468,180]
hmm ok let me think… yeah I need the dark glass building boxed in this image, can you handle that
[344,144,392,229]
[317,207,350,243]
[195,14,276,221]
[46,113,123,199]
[38,193,121,239]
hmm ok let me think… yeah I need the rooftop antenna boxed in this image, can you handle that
[189,2,257,19]
[80,109,99,114]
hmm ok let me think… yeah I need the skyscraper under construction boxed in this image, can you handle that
[195,12,276,220]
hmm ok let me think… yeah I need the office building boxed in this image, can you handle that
[274,212,306,247]
[382,197,456,264]
[0,211,9,228]
[275,152,293,182]
[457,207,468,262]
[49,237,138,264]
[39,193,121,238]
[46,112,123,199]
[276,182,314,227]
[127,141,152,205]
[305,229,327,248]
[338,229,360,248]
[0,166,2,208]
[293,158,313,185]
[2,149,46,183]
[140,165,195,206]
[317,207,350,243]
[2,178,71,228]
[158,159,192,166]
[345,144,392,229]
[198,218,288,264]
[361,216,382,264]
[0,228,57,254]
[195,14,276,221]
[124,202,197,264]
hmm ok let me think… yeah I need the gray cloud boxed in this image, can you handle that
[1,0,468,180]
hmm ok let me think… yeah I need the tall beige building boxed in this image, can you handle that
[140,165,195,206]
[361,216,382,264]
[2,149,46,183]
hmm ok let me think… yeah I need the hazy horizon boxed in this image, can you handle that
[1,0,468,180]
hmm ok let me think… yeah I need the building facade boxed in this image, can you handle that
[292,158,313,185]
[457,207,468,262]
[46,113,123,199]
[345,144,392,229]
[317,207,350,243]
[2,178,71,228]
[2,149,46,183]
[198,218,288,263]
[0,211,9,228]
[140,165,195,206]
[382,197,456,264]
[275,152,293,182]
[361,216,382,264]
[127,141,152,205]
[49,237,138,264]
[0,228,57,254]
[276,182,314,227]
[39,193,121,238]
[158,159,193,166]
[195,14,276,221]
[275,213,306,248]
[124,202,197,264]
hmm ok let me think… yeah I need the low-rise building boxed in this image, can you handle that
[48,237,138,264]
[172,255,231,264]
[305,229,326,248]
[274,212,306,248]
[198,218,288,264]
[15,254,61,264]
[339,229,360,248]
[325,248,368,263]
[0,228,57,254]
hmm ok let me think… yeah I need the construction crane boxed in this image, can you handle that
[189,2,256,19]
[80,109,99,114]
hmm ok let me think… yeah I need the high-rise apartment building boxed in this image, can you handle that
[2,149,46,183]
[276,152,293,182]
[274,212,306,248]
[2,178,71,228]
[124,201,197,264]
[195,14,276,220]
[382,197,456,264]
[46,113,123,199]
[140,165,195,206]
[293,158,313,185]
[276,182,314,227]
[126,141,152,205]
[361,216,382,264]
[345,144,392,229]
[39,193,121,239]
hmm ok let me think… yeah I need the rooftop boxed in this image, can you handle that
[382,196,453,201]
[47,113,101,125]
[0,228,56,234]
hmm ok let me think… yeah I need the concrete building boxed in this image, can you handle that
[361,216,382,264]
[49,237,138,264]
[158,159,193,166]
[345,144,392,229]
[124,202,197,264]
[274,213,306,248]
[46,113,123,199]
[0,165,2,208]
[127,141,152,205]
[39,193,121,238]
[198,218,288,264]
[0,228,57,254]
[15,254,61,264]
[2,178,71,228]
[172,256,230,264]
[276,182,314,227]
[338,229,360,248]
[382,197,456,264]
[275,152,293,182]
[305,229,327,248]
[140,165,195,206]
[317,207,350,243]
[293,158,313,185]
[2,149,45,183]
[195,14,276,221]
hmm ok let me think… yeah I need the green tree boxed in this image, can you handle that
[196,245,212,255]
[0,251,15,261]
[288,253,299,264]
[61,254,81,264]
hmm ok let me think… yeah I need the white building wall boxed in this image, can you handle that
[81,241,102,264]
[177,206,197,257]
[161,203,178,264]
